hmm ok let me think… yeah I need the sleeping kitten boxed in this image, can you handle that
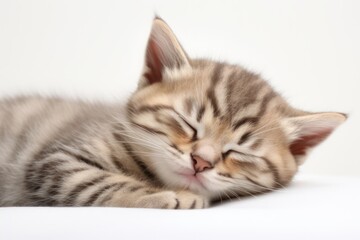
[0,17,346,208]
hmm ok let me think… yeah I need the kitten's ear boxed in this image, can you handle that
[281,112,347,165]
[139,17,190,87]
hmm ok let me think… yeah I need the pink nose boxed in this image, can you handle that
[192,154,213,173]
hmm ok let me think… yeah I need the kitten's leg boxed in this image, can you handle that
[24,152,208,209]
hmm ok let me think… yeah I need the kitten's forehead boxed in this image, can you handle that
[175,60,273,100]
[174,61,283,122]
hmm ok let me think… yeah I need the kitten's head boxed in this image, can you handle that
[126,17,346,199]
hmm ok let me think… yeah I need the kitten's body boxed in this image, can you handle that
[0,96,130,205]
[0,19,346,208]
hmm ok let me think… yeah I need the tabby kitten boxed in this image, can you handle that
[0,18,346,208]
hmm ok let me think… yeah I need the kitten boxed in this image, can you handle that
[0,17,346,208]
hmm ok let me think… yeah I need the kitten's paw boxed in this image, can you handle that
[135,190,208,209]
[174,190,209,209]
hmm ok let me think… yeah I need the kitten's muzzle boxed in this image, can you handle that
[191,143,220,174]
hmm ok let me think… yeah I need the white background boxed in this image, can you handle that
[0,0,359,176]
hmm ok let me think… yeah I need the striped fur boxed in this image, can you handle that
[0,18,346,208]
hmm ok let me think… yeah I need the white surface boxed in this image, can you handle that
[0,1,358,176]
[1,174,360,240]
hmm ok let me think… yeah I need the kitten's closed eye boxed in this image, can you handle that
[175,113,198,141]
[140,105,198,141]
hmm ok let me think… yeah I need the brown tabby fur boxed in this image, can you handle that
[0,18,346,208]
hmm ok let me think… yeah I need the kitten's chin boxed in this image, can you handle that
[152,163,213,196]
[172,171,211,195]
[177,172,206,188]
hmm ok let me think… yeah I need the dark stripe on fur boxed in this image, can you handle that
[47,168,88,201]
[207,64,224,117]
[155,115,187,137]
[260,157,281,188]
[207,90,220,117]
[256,91,277,118]
[132,104,196,139]
[63,174,109,206]
[174,198,180,209]
[184,98,193,115]
[250,139,263,150]
[232,91,276,131]
[245,176,268,190]
[170,143,184,155]
[196,105,205,122]
[224,71,238,120]
[128,185,143,192]
[110,153,126,172]
[176,114,198,141]
[59,148,105,170]
[225,71,261,118]
[24,160,62,193]
[98,182,129,205]
[211,63,224,85]
[83,182,121,206]
[238,131,252,145]
[112,132,158,182]
[137,104,174,113]
[132,122,167,136]
[218,172,232,178]
[190,200,196,209]
[103,138,130,173]
[232,117,258,131]
[35,160,67,190]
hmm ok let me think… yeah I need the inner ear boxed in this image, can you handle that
[141,17,190,86]
[282,112,347,164]
[144,38,164,84]
[289,128,333,156]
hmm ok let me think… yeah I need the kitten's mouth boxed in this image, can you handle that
[176,171,207,190]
